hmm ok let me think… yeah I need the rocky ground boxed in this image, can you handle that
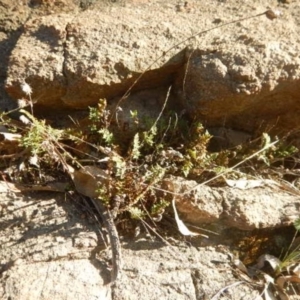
[0,190,283,300]
[0,0,300,299]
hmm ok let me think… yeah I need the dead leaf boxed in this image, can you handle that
[172,199,208,238]
[277,274,300,290]
[232,257,249,275]
[263,284,277,300]
[0,132,21,141]
[292,264,300,276]
[28,154,39,167]
[70,165,109,198]
[255,254,281,271]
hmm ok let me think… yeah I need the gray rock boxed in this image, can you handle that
[0,191,262,300]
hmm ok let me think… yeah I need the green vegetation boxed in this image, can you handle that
[1,92,299,225]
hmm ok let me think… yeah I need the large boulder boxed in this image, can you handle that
[3,0,300,135]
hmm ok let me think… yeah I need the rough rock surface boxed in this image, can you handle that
[162,176,300,230]
[0,192,112,299]
[1,0,300,299]
[0,190,263,300]
[3,0,300,136]
[113,240,261,300]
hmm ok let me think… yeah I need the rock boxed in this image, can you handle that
[0,192,111,299]
[5,14,72,108]
[0,0,31,112]
[0,0,30,33]
[175,44,300,135]
[5,3,185,109]
[221,186,300,230]
[2,260,111,300]
[0,189,263,300]
[0,0,79,112]
[162,176,300,230]
[60,4,186,108]
[162,176,223,224]
[207,127,251,151]
[113,241,262,300]
[107,86,175,143]
[1,1,300,298]
[3,0,300,136]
